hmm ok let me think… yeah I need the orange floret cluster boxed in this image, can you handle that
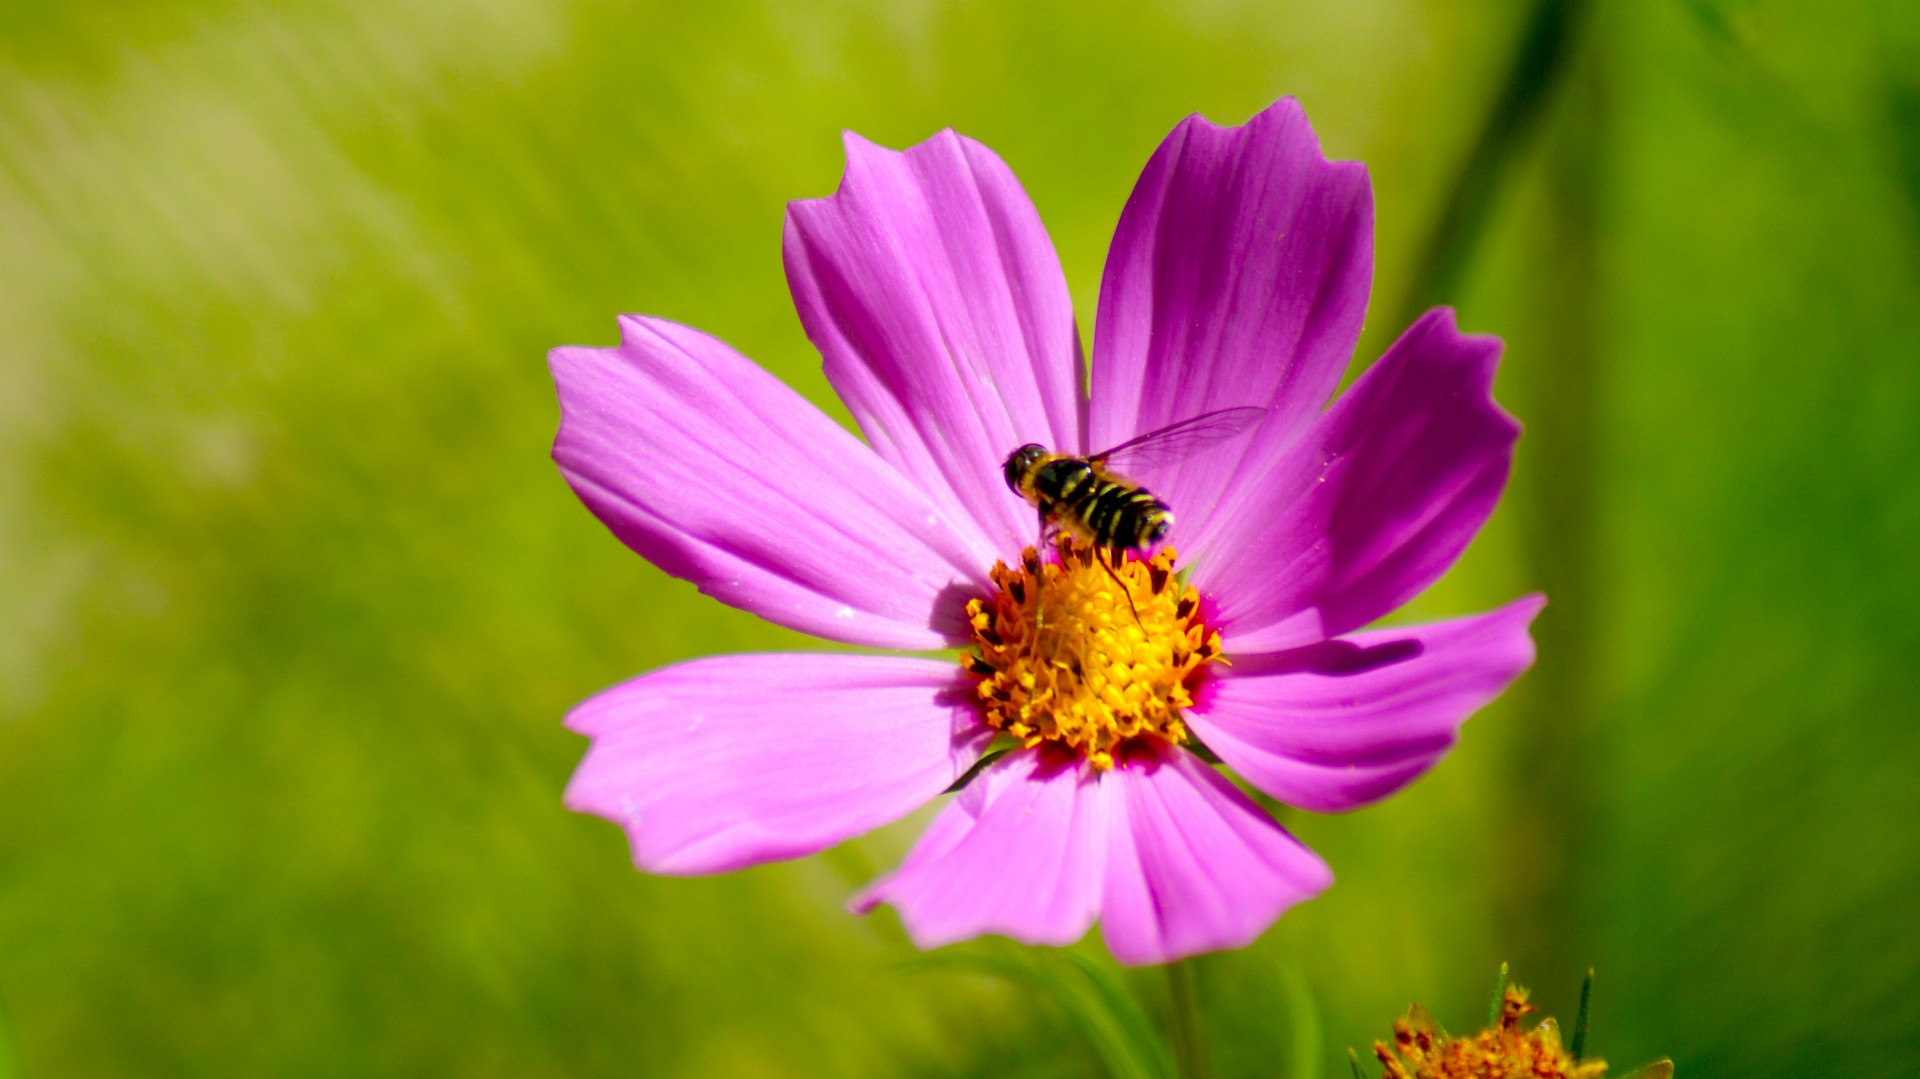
[1375,987,1609,1079]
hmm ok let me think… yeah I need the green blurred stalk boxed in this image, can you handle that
[1506,25,1608,990]
[1166,960,1209,1079]
[1397,0,1609,992]
[1396,0,1594,326]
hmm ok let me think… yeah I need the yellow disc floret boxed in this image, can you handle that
[963,537,1224,771]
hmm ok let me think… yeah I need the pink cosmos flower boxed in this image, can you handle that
[551,99,1542,966]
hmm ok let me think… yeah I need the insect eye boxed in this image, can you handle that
[1003,445,1043,492]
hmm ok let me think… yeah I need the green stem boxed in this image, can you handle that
[1165,959,1209,1079]
[1395,0,1592,329]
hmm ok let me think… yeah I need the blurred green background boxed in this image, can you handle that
[3,0,1917,1075]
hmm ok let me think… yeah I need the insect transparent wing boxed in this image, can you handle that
[1090,406,1267,475]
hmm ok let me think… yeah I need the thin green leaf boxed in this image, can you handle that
[1570,968,1594,1060]
[1282,968,1322,1079]
[895,949,1034,985]
[903,949,1173,1079]
[1486,962,1510,1027]
[1348,1046,1370,1079]
[1056,951,1177,1079]
[943,743,1015,793]
[1183,739,1223,765]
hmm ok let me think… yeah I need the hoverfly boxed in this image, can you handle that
[1002,405,1267,557]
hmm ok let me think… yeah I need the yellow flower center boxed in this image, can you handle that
[963,538,1225,771]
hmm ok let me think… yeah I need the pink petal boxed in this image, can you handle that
[1194,308,1520,652]
[1192,596,1544,813]
[853,750,1108,949]
[564,654,991,875]
[785,130,1086,556]
[1099,747,1333,966]
[551,316,994,650]
[1088,98,1372,542]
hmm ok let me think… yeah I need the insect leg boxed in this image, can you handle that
[1029,509,1050,662]
[1097,546,1143,626]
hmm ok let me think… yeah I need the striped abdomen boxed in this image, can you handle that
[1031,457,1172,552]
